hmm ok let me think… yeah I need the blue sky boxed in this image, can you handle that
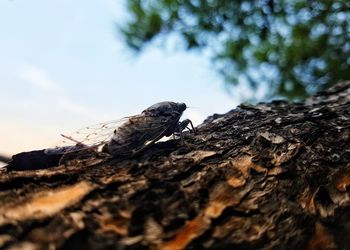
[0,0,244,156]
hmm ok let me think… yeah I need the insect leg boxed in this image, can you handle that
[178,119,196,133]
[186,120,196,133]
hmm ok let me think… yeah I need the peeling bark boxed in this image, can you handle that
[1,82,350,250]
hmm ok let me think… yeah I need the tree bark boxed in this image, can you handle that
[1,82,350,250]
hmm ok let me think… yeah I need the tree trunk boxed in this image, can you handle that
[1,82,350,250]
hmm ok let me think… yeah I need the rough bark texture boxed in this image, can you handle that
[1,82,350,250]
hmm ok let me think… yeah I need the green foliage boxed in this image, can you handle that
[122,0,350,99]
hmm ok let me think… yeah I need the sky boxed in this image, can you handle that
[0,0,241,157]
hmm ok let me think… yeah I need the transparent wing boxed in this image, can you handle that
[44,118,129,160]
[49,114,176,152]
[55,117,138,148]
[46,113,179,165]
[44,118,131,166]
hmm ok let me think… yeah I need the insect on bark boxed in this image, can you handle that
[6,102,195,171]
[103,101,195,157]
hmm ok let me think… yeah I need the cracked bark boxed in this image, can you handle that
[1,82,350,250]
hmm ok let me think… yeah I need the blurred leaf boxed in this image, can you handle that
[121,0,350,99]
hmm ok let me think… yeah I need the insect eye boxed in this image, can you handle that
[178,103,187,111]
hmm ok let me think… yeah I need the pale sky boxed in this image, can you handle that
[0,0,249,157]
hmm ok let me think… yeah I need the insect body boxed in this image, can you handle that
[6,101,195,171]
[104,101,194,156]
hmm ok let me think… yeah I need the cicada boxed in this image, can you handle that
[6,102,195,171]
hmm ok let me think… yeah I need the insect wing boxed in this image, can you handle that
[59,118,130,148]
[130,114,183,155]
[46,118,132,165]
[108,114,178,156]
[48,113,180,164]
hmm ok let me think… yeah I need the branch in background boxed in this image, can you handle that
[0,154,10,164]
